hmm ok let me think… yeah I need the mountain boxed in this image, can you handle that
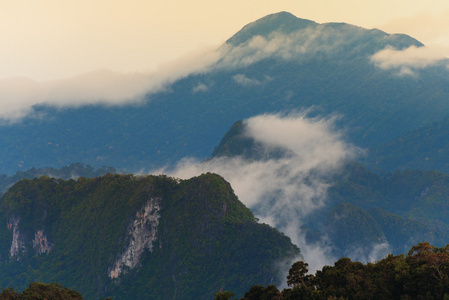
[226,12,318,46]
[1,12,449,174]
[324,203,386,254]
[0,163,116,195]
[212,120,449,257]
[326,164,449,254]
[0,173,299,299]
[365,116,449,173]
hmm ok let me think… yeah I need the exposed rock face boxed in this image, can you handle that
[8,217,25,259]
[109,197,161,279]
[33,230,53,255]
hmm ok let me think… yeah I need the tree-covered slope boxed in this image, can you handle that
[0,163,116,195]
[365,116,449,173]
[238,242,449,300]
[325,203,386,254]
[1,12,449,174]
[211,120,449,257]
[0,173,299,299]
[0,282,84,300]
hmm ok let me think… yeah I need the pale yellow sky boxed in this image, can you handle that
[1,0,449,80]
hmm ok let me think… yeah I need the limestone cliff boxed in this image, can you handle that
[109,197,161,279]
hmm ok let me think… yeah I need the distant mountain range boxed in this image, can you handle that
[3,11,449,299]
[212,120,449,259]
[1,12,449,174]
[365,116,449,172]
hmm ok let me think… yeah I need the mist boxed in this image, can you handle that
[0,45,222,122]
[0,19,405,122]
[151,112,364,272]
[371,45,449,76]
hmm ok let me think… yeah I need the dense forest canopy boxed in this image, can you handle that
[231,242,449,299]
[0,173,299,299]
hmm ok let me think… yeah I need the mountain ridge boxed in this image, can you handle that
[211,120,449,257]
[0,173,299,299]
[0,11,447,175]
[226,11,318,46]
[226,11,422,50]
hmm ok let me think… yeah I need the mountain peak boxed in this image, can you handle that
[226,11,422,51]
[226,11,317,46]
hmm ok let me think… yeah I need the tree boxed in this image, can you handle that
[241,285,280,300]
[214,289,234,300]
[287,261,309,287]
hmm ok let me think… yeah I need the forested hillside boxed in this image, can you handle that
[365,116,449,173]
[0,173,299,299]
[0,163,116,195]
[3,11,449,300]
[236,242,449,299]
[212,120,449,258]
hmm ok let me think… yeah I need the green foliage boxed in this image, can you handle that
[214,290,235,300]
[238,242,449,299]
[0,282,83,300]
[104,173,299,299]
[0,163,116,195]
[0,173,299,300]
[240,285,281,300]
[287,261,308,287]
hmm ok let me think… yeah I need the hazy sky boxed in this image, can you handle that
[1,0,449,80]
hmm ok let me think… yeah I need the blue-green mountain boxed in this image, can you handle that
[365,116,449,172]
[3,11,449,299]
[1,12,449,174]
[212,120,449,258]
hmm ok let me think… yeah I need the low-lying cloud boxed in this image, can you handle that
[0,20,399,122]
[3,16,444,122]
[0,45,222,122]
[152,112,362,272]
[214,24,369,71]
[371,45,449,76]
[0,70,163,121]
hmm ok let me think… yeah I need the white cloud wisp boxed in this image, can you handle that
[152,112,363,272]
[371,45,449,76]
[0,45,222,122]
[0,21,397,122]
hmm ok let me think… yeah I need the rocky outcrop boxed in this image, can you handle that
[109,197,161,279]
[8,217,25,259]
[33,230,53,255]
[7,218,53,258]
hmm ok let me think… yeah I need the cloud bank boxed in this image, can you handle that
[3,18,446,121]
[214,24,366,71]
[152,112,365,272]
[0,71,155,121]
[371,45,449,76]
[0,45,222,122]
[0,21,389,122]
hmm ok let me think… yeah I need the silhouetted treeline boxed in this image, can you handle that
[0,282,83,300]
[229,242,449,299]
